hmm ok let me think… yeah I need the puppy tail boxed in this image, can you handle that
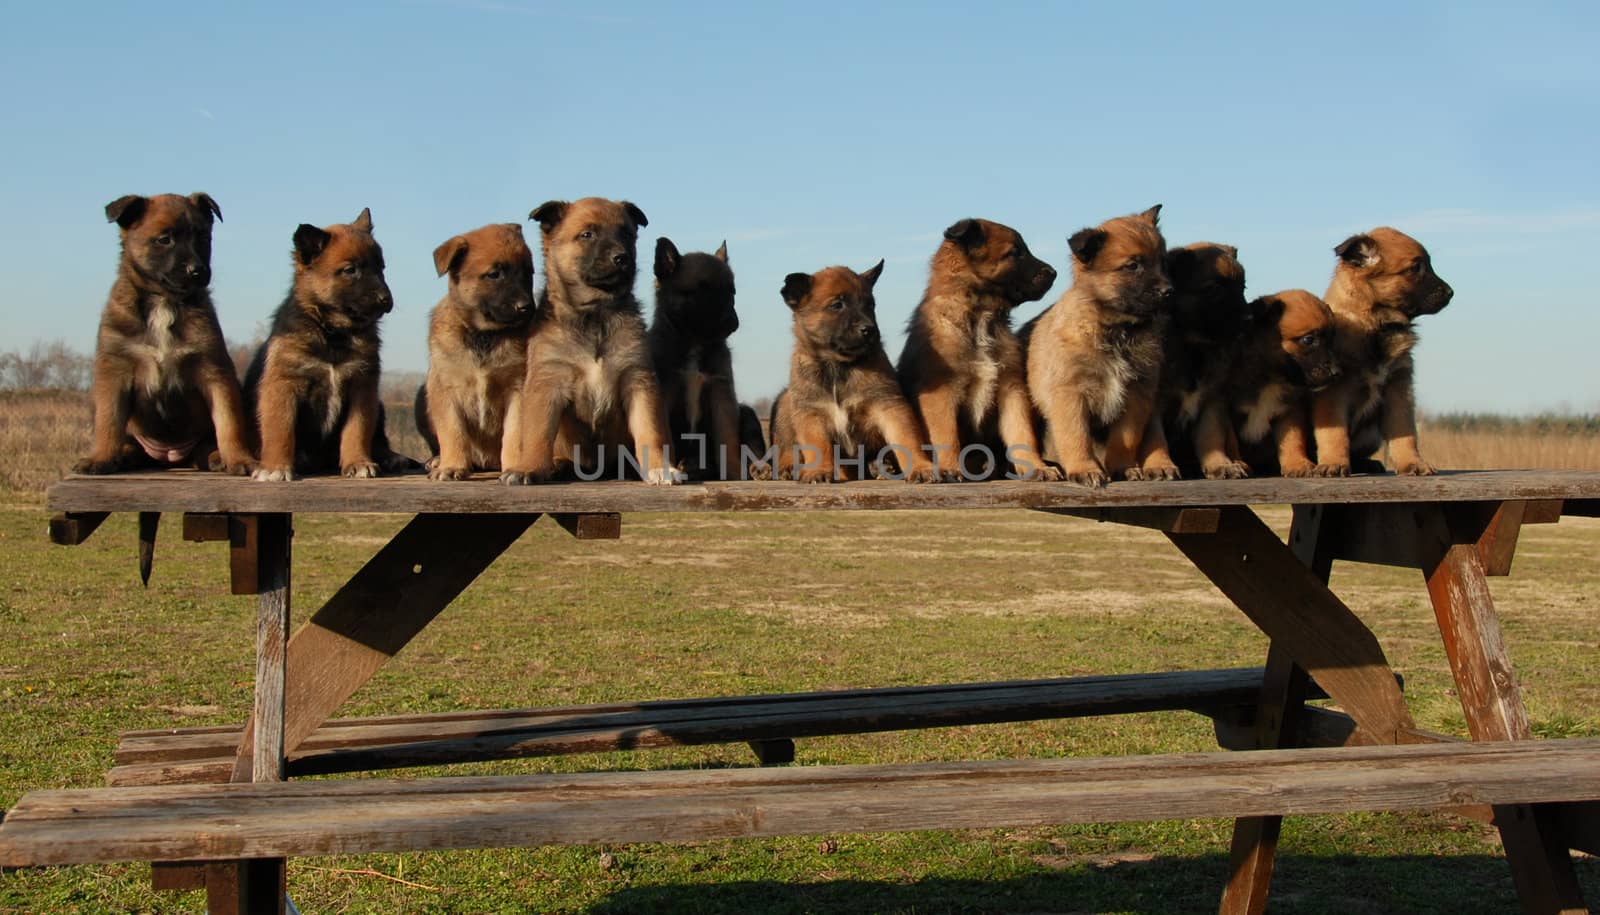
[138,512,160,587]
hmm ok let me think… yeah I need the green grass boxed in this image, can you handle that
[1,500,1597,913]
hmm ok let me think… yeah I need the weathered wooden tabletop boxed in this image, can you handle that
[44,468,1600,514]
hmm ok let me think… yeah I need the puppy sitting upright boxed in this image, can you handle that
[1025,205,1178,487]
[77,193,254,476]
[771,261,941,483]
[648,238,761,480]
[501,197,683,485]
[1311,227,1453,476]
[245,208,414,481]
[1227,289,1340,476]
[415,223,536,480]
[897,218,1060,481]
[1160,242,1249,479]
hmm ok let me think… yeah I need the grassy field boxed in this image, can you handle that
[1,394,1599,912]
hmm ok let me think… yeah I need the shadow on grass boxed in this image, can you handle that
[589,853,1599,914]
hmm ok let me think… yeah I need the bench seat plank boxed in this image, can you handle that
[7,739,1599,867]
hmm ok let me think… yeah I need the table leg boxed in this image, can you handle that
[232,513,537,773]
[1416,504,1587,914]
[211,513,291,915]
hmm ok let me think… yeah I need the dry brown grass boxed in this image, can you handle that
[2,392,1596,493]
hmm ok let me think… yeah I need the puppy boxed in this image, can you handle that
[897,218,1061,481]
[1160,242,1249,479]
[1024,206,1178,486]
[738,403,767,460]
[771,261,941,483]
[501,197,683,485]
[76,193,254,476]
[1311,228,1453,476]
[648,238,762,479]
[415,223,536,480]
[244,208,414,481]
[1227,290,1340,476]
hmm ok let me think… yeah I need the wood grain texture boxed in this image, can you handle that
[47,511,107,545]
[6,739,1600,867]
[109,668,1310,784]
[42,469,1600,517]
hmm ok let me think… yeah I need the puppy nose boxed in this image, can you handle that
[611,251,631,267]
[1041,265,1057,283]
[184,263,202,277]
[1158,284,1174,301]
[1440,282,1454,301]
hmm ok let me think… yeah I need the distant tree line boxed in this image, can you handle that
[0,341,92,391]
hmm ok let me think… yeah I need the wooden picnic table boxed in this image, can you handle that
[4,468,1600,914]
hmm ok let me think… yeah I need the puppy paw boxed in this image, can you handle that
[1118,466,1144,482]
[423,455,441,472]
[645,466,687,486]
[252,467,297,483]
[1064,465,1108,488]
[1016,464,1065,482]
[1203,460,1250,481]
[797,469,835,484]
[342,461,380,479]
[429,466,472,482]
[1140,462,1182,482]
[1311,463,1350,478]
[499,469,551,486]
[903,467,943,484]
[1280,460,1316,478]
[1395,460,1436,476]
[73,456,121,475]
[746,461,773,481]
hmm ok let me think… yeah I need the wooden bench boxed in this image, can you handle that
[5,739,1600,868]
[8,469,1600,914]
[106,666,1338,785]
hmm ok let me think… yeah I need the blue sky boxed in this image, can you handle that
[3,1,1596,413]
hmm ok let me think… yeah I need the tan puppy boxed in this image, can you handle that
[244,208,415,481]
[415,223,536,480]
[1024,206,1177,486]
[1227,289,1340,476]
[771,261,941,483]
[897,218,1061,481]
[501,197,683,485]
[1311,228,1453,476]
[77,193,254,476]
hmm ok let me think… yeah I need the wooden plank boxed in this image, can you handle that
[1321,500,1541,577]
[230,513,536,772]
[550,512,621,540]
[110,668,1313,784]
[237,515,291,783]
[47,511,107,546]
[228,514,261,597]
[7,739,1600,867]
[151,861,205,891]
[1416,504,1588,913]
[1168,506,1415,744]
[1039,506,1220,533]
[42,469,1600,517]
[182,512,231,542]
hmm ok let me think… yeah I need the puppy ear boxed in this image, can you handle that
[943,218,984,248]
[105,195,148,229]
[529,201,568,234]
[654,237,681,279]
[1249,295,1284,324]
[1140,204,1163,226]
[351,207,373,232]
[293,224,333,266]
[781,273,812,310]
[621,201,649,229]
[713,240,728,263]
[1068,227,1108,265]
[859,259,885,289]
[433,236,468,278]
[1222,244,1239,262]
[189,193,223,223]
[1334,233,1379,268]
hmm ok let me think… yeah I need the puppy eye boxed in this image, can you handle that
[1407,261,1425,275]
[1122,260,1142,272]
[1007,247,1022,259]
[483,269,502,280]
[155,234,173,246]
[1298,333,1319,346]
[578,230,595,240]
[339,264,360,277]
[827,298,847,312]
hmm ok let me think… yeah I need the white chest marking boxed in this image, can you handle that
[137,301,184,395]
[583,355,614,419]
[1241,382,1289,444]
[1092,355,1134,424]
[322,364,344,434]
[681,355,706,432]
[825,396,854,453]
[1178,389,1205,426]
[967,322,1000,427]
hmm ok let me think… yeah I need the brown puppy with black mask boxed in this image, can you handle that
[1311,227,1453,476]
[1160,241,1249,479]
[502,197,683,485]
[77,193,254,476]
[898,218,1060,481]
[245,208,415,481]
[771,261,941,483]
[1024,206,1177,487]
[1228,289,1340,477]
[415,223,537,480]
